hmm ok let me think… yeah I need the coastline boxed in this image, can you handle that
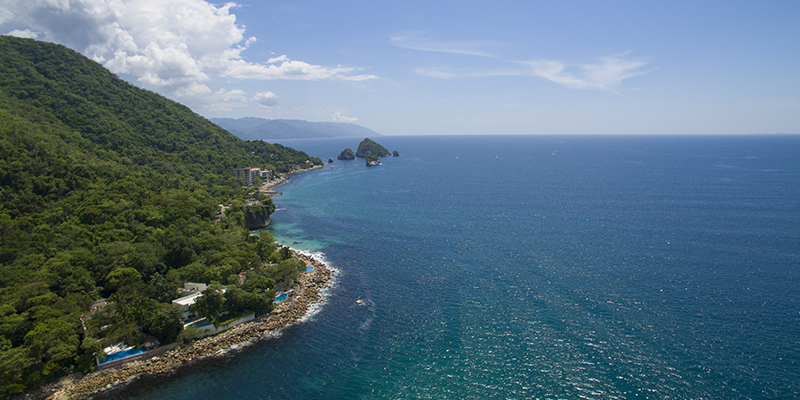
[44,253,333,400]
[40,166,332,400]
[264,164,325,190]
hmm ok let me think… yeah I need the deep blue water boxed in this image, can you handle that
[122,135,800,399]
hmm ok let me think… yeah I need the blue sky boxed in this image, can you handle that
[2,0,799,135]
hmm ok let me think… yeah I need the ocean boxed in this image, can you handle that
[121,135,800,399]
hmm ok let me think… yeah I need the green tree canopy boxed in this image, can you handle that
[0,36,323,396]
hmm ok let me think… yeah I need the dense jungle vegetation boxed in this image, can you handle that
[0,36,323,396]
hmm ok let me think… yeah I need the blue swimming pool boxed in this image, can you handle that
[273,293,287,303]
[305,265,314,272]
[101,348,144,364]
[187,319,214,330]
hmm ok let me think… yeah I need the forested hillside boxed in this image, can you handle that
[0,36,322,396]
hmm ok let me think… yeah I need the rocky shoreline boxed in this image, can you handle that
[38,251,333,400]
[21,164,332,400]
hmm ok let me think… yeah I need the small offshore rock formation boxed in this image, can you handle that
[328,158,333,163]
[392,150,399,157]
[356,138,391,158]
[366,155,380,167]
[337,148,355,160]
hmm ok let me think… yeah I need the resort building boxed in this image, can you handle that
[171,282,208,322]
[235,167,272,186]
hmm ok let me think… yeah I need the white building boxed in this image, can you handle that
[235,167,272,186]
[171,283,208,322]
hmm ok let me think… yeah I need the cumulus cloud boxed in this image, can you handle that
[332,111,357,123]
[172,84,247,111]
[0,0,376,101]
[254,91,280,107]
[7,28,38,38]
[226,55,376,81]
[202,88,248,111]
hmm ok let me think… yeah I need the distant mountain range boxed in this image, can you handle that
[211,117,382,140]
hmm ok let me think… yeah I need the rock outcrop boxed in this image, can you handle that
[337,148,355,160]
[243,205,271,229]
[355,138,391,158]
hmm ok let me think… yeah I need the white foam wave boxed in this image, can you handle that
[291,247,341,324]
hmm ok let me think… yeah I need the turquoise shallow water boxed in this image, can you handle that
[120,135,800,399]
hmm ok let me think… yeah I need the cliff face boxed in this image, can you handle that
[243,205,271,229]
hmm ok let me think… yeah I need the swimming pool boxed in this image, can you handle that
[101,348,144,364]
[273,293,288,303]
[187,319,214,330]
[305,265,314,272]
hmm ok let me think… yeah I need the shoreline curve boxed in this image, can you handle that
[40,167,332,400]
[44,251,333,400]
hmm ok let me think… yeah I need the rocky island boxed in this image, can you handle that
[365,155,380,167]
[355,138,391,158]
[337,148,355,160]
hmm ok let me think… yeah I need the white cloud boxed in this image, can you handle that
[174,82,212,97]
[201,88,248,111]
[0,0,376,99]
[523,54,650,92]
[416,53,651,93]
[7,28,38,38]
[415,66,518,80]
[332,111,357,123]
[225,56,377,81]
[390,32,497,57]
[523,60,597,90]
[254,91,280,107]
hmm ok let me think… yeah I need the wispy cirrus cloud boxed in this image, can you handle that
[1,0,376,109]
[522,54,652,92]
[415,66,518,80]
[415,52,652,93]
[390,32,499,58]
